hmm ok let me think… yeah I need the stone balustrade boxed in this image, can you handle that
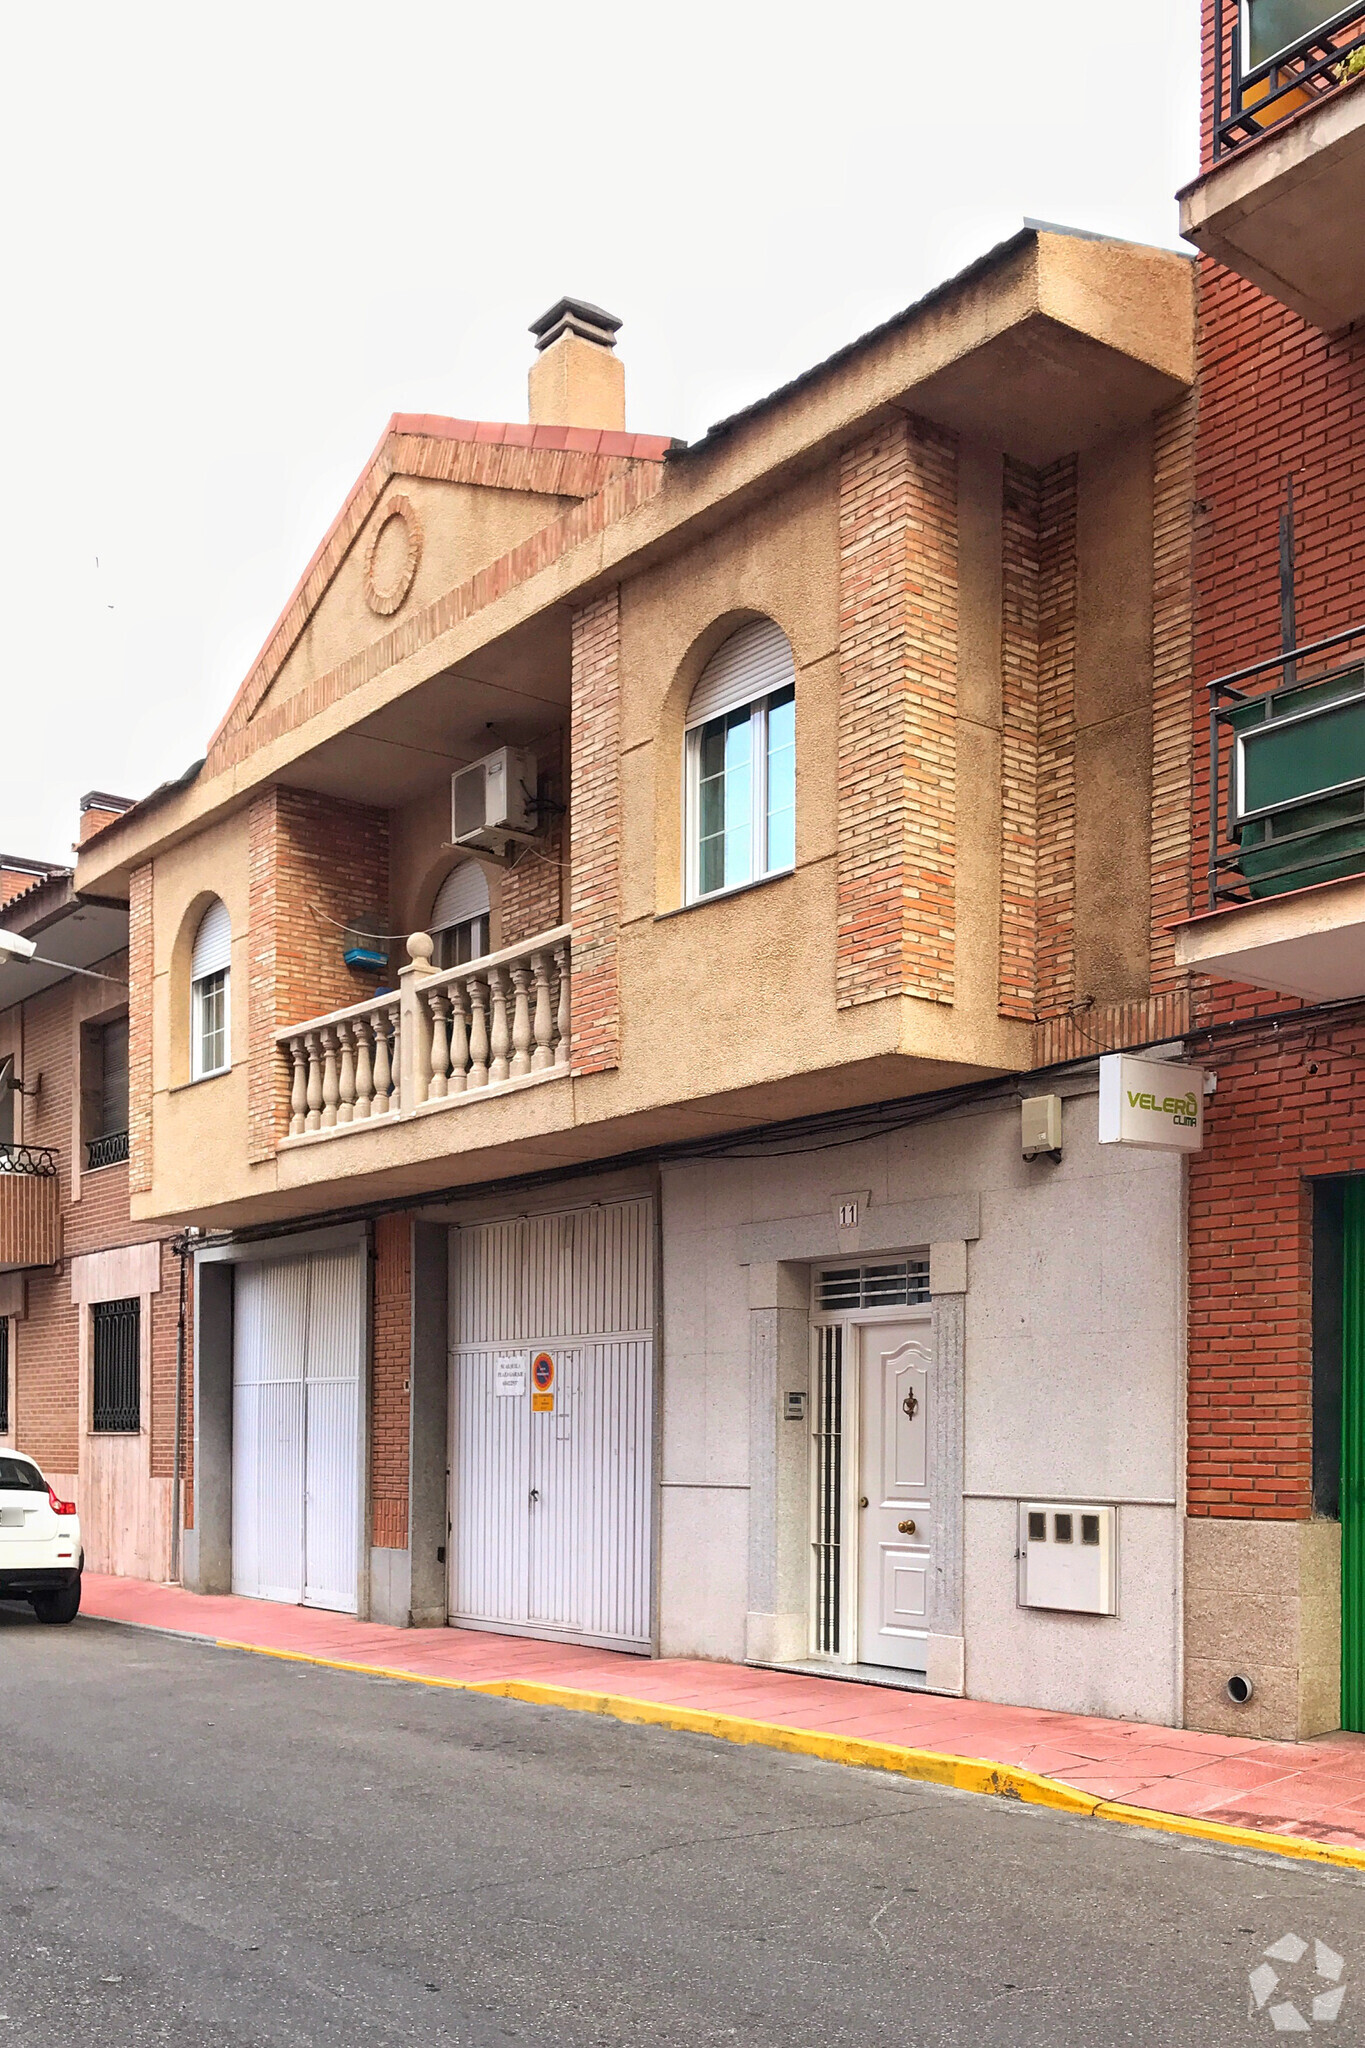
[275,925,571,1145]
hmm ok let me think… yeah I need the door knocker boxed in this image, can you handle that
[902,1388,919,1421]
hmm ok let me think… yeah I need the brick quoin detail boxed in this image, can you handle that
[836,414,959,1010]
[569,589,622,1075]
[1033,457,1078,1020]
[128,862,154,1195]
[499,731,564,947]
[371,1212,411,1550]
[998,458,1041,1019]
[247,788,390,1161]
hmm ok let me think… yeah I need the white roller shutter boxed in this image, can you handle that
[191,897,232,979]
[450,1197,654,1651]
[685,617,794,729]
[431,861,490,933]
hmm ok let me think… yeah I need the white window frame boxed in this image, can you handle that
[684,686,796,905]
[191,966,230,1080]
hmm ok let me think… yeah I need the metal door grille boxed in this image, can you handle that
[0,1316,8,1434]
[813,1323,843,1655]
[92,1297,140,1432]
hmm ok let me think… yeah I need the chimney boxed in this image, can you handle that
[528,297,625,433]
[78,790,135,845]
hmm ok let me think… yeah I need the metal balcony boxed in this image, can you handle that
[1213,1,1365,156]
[0,1145,61,1272]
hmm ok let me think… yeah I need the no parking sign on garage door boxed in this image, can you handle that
[531,1352,555,1411]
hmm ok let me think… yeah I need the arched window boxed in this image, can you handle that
[190,898,231,1080]
[430,861,490,970]
[685,619,796,903]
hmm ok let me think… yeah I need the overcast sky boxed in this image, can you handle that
[0,1,1200,866]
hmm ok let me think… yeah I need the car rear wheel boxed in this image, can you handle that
[31,1579,81,1625]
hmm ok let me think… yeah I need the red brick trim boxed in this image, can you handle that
[568,590,621,1076]
[371,1212,411,1549]
[836,414,959,1009]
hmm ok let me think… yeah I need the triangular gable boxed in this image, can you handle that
[208,415,675,760]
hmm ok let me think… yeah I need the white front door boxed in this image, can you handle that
[857,1320,933,1673]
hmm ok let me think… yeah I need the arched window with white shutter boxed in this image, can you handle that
[684,619,796,903]
[190,897,231,1080]
[430,861,491,970]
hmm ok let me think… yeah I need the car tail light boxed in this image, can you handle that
[47,1483,76,1517]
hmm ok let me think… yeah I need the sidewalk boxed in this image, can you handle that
[79,1573,1365,1867]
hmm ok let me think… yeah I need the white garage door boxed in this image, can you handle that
[451,1198,654,1652]
[232,1247,363,1613]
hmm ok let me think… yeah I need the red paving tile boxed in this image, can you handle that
[75,1574,1365,1853]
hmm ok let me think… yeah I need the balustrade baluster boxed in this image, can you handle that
[305,1031,324,1131]
[448,981,470,1092]
[554,943,571,1069]
[372,1011,392,1115]
[510,965,533,1077]
[488,965,511,1082]
[530,952,555,1071]
[428,989,452,1099]
[337,1021,357,1124]
[288,1038,308,1135]
[387,1001,402,1112]
[353,1017,373,1119]
[468,978,490,1089]
[321,1026,341,1128]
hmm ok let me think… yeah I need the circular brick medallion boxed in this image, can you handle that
[363,494,422,616]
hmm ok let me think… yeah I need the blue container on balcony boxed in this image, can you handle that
[1229,663,1365,897]
[343,944,388,971]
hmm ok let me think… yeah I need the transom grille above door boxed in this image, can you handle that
[816,1259,929,1312]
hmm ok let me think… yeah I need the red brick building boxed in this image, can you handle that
[0,802,185,1582]
[1175,1,1365,1734]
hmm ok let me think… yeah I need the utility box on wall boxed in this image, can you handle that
[1018,1502,1116,1615]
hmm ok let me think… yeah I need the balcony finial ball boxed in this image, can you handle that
[406,931,434,968]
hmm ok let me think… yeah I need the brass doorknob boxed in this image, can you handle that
[898,1518,916,1535]
[859,1496,869,1509]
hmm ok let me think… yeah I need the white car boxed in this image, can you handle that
[0,1452,82,1622]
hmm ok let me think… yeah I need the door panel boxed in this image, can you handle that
[451,1203,653,1649]
[232,1250,361,1614]
[858,1321,934,1672]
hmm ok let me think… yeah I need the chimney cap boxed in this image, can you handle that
[79,790,135,815]
[529,296,622,353]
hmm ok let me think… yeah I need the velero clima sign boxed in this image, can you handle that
[1098,1054,1205,1153]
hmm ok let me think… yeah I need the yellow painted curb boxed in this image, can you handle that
[214,1635,1365,1873]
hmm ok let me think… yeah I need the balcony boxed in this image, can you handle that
[0,1146,61,1272]
[1180,3,1365,330]
[1174,619,1365,997]
[276,926,571,1144]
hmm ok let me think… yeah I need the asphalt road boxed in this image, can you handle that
[3,1607,1365,2047]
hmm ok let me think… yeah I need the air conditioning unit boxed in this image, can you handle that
[450,747,537,851]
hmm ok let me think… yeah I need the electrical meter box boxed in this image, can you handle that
[1018,1501,1116,1615]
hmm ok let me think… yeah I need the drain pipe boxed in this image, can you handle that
[169,1228,198,1583]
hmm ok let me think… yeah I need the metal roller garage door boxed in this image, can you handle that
[450,1198,654,1652]
[232,1247,363,1613]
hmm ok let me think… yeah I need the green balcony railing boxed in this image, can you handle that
[1208,622,1365,906]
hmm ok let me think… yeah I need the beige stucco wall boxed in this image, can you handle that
[146,809,260,1221]
[262,475,576,727]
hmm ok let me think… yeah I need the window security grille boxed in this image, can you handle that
[0,1317,8,1435]
[813,1324,843,1656]
[816,1259,930,1312]
[92,1297,140,1432]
